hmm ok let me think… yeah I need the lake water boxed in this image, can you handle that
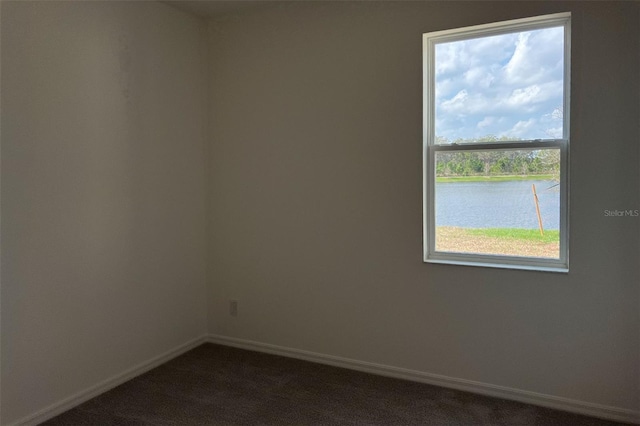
[435,180,560,230]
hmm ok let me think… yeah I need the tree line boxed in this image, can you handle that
[435,136,559,178]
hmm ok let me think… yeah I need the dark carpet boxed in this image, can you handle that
[42,343,630,425]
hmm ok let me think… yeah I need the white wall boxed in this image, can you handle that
[207,0,639,415]
[0,2,207,424]
[1,1,638,423]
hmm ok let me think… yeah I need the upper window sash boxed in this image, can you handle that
[423,12,571,147]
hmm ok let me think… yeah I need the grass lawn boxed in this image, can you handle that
[436,227,559,258]
[465,228,560,244]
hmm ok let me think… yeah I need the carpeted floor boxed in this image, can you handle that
[42,343,630,425]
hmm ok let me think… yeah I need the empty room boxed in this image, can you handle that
[1,0,639,425]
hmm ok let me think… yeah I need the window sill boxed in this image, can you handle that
[425,256,569,273]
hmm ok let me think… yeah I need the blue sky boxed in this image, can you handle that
[435,26,564,142]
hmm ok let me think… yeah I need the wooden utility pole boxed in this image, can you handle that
[532,184,544,236]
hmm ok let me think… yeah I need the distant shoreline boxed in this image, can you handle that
[436,174,556,183]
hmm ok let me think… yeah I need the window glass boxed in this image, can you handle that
[423,13,570,271]
[434,149,560,259]
[434,27,565,144]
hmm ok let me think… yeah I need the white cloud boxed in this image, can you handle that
[503,32,532,84]
[434,25,565,141]
[506,81,563,111]
[435,78,457,100]
[506,85,541,107]
[544,127,563,139]
[477,116,495,129]
[439,89,497,116]
[435,42,464,75]
[439,80,561,116]
[502,118,536,138]
[440,89,467,112]
[502,28,564,86]
[464,67,495,88]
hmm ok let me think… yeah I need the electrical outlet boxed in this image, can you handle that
[229,300,238,317]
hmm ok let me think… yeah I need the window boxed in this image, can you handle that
[423,13,570,272]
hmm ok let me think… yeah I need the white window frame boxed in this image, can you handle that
[422,13,571,272]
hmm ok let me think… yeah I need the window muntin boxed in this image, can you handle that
[423,13,570,271]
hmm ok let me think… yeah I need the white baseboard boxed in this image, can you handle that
[9,335,208,426]
[207,334,640,425]
[7,333,638,425]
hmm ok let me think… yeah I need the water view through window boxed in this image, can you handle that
[424,14,570,270]
[434,149,560,258]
